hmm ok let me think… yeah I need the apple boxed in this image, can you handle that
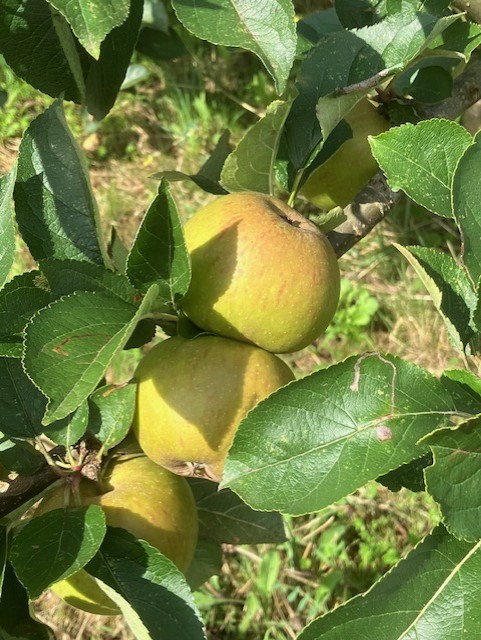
[35,456,198,615]
[180,192,340,353]
[300,99,389,209]
[133,335,294,482]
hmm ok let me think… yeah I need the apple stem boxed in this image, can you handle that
[288,170,303,207]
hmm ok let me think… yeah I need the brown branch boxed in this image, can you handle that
[328,56,481,257]
[453,0,481,24]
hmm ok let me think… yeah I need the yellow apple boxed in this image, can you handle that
[133,335,294,482]
[179,191,340,354]
[301,99,389,209]
[36,456,198,615]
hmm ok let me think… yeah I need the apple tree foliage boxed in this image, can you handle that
[1,0,481,638]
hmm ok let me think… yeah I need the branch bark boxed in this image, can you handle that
[328,56,481,257]
[0,464,59,520]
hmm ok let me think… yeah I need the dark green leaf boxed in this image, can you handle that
[0,0,89,103]
[404,65,453,104]
[40,259,136,302]
[190,478,286,544]
[88,383,136,450]
[430,18,481,60]
[441,369,481,416]
[0,527,8,595]
[85,0,144,120]
[0,563,53,639]
[23,285,159,424]
[286,11,458,172]
[46,0,131,58]
[46,401,89,446]
[0,357,48,440]
[136,26,187,62]
[186,540,223,591]
[0,272,52,344]
[0,165,16,289]
[296,9,343,57]
[0,433,45,474]
[223,354,454,515]
[370,120,473,218]
[220,98,294,194]
[11,505,106,599]
[452,132,481,286]
[424,418,481,541]
[378,453,432,492]
[86,527,206,640]
[14,101,106,265]
[172,0,296,94]
[108,226,130,273]
[395,245,476,351]
[127,181,190,304]
[298,526,481,639]
[334,0,388,29]
[154,130,232,195]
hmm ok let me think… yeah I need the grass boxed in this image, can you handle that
[2,19,464,639]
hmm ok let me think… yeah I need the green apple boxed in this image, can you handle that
[133,335,294,482]
[36,456,198,615]
[301,99,389,209]
[180,192,340,353]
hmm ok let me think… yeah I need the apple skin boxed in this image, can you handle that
[179,192,340,353]
[36,456,198,616]
[301,99,389,209]
[133,335,294,482]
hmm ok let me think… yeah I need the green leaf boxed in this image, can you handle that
[223,354,454,515]
[153,130,232,196]
[85,0,144,120]
[424,418,481,541]
[190,478,286,545]
[0,433,45,474]
[0,356,89,445]
[0,563,53,640]
[369,120,473,218]
[46,0,130,58]
[172,0,296,94]
[0,0,89,103]
[0,165,16,289]
[296,9,344,57]
[45,401,89,446]
[0,272,52,346]
[23,285,159,424]
[40,259,136,302]
[14,101,106,265]
[127,181,191,305]
[430,18,481,60]
[298,526,481,639]
[136,26,187,63]
[88,383,136,451]
[441,369,481,415]
[378,453,432,492]
[0,357,49,440]
[286,11,459,171]
[0,527,8,594]
[394,245,476,351]
[186,540,223,591]
[220,98,293,195]
[86,527,206,640]
[452,132,481,287]
[10,505,106,599]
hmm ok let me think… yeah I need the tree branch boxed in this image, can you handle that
[328,57,481,257]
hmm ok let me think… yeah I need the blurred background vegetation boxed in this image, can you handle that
[0,0,470,637]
